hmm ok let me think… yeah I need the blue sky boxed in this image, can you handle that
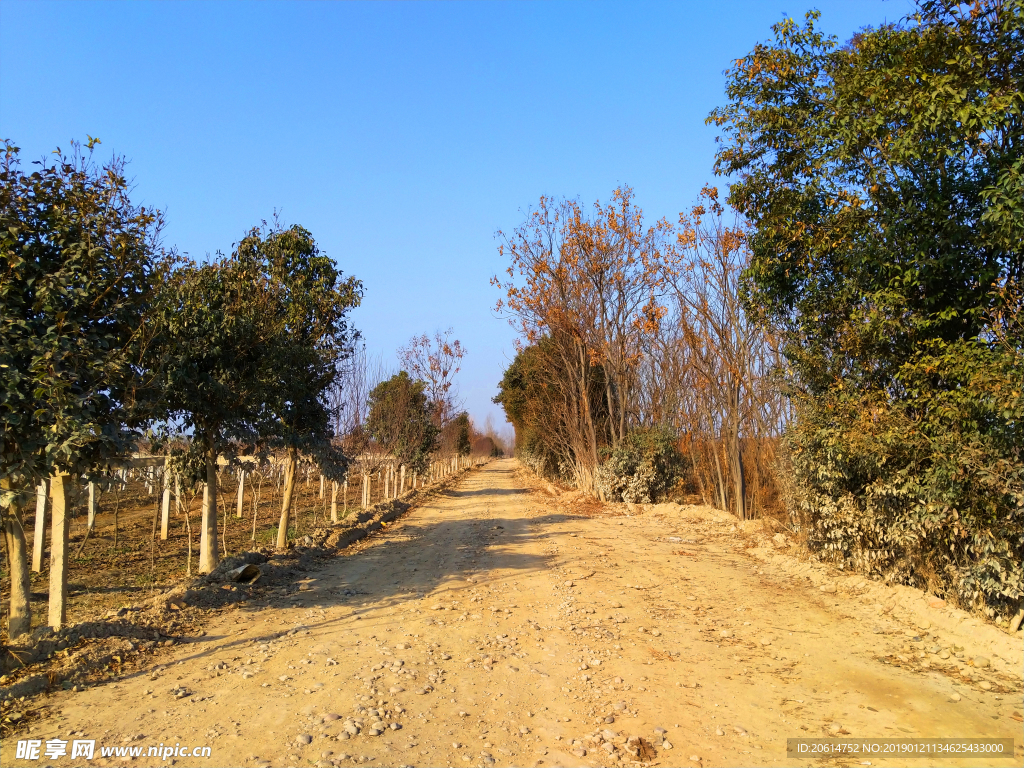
[1,0,910,431]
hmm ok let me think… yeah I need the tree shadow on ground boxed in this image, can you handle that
[134,462,579,677]
[446,486,531,498]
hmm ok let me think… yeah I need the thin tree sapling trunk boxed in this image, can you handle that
[236,469,245,519]
[688,442,709,506]
[728,432,746,520]
[250,471,263,542]
[728,383,747,520]
[111,481,122,548]
[713,443,729,511]
[32,480,47,572]
[276,445,298,549]
[219,475,229,557]
[184,490,195,577]
[150,488,160,587]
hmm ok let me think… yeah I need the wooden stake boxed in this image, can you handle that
[331,481,338,523]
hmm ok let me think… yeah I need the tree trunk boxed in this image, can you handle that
[712,443,729,511]
[688,442,709,506]
[199,438,220,574]
[161,457,171,539]
[605,374,618,447]
[2,480,31,638]
[184,491,194,576]
[150,488,160,580]
[728,431,746,521]
[276,445,298,549]
[250,477,262,542]
[48,475,70,629]
[220,479,229,557]
[727,384,746,520]
[112,486,120,548]
[579,346,600,495]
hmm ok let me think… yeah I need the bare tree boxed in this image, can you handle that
[398,329,466,428]
[327,344,393,453]
[665,187,785,519]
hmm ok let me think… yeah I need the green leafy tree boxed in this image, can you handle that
[445,412,472,456]
[150,252,281,573]
[153,223,362,560]
[1,138,165,633]
[235,225,362,550]
[494,341,563,476]
[494,337,610,482]
[366,372,437,472]
[709,1,1023,613]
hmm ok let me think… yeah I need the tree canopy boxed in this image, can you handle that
[229,225,362,467]
[151,223,363,561]
[366,371,437,471]
[1,139,165,497]
[708,1,1021,389]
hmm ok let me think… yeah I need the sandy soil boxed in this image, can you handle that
[4,459,1021,768]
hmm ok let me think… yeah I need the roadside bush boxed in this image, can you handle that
[596,428,685,504]
[788,337,1023,620]
[712,3,1024,622]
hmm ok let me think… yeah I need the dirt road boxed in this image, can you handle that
[5,460,1021,768]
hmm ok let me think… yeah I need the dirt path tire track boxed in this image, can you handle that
[4,459,1021,768]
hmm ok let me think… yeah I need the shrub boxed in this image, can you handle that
[596,428,685,504]
[787,337,1023,618]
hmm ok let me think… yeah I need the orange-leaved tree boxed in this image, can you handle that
[493,187,679,493]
